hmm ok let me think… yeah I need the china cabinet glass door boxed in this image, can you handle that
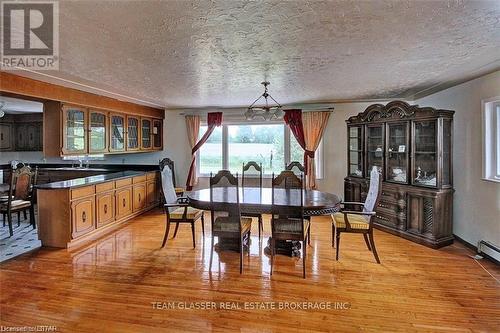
[413,120,437,187]
[110,114,125,152]
[366,124,384,177]
[89,111,107,153]
[442,119,452,187]
[63,106,87,154]
[152,119,162,149]
[141,118,152,149]
[127,116,140,150]
[386,122,408,183]
[348,126,363,177]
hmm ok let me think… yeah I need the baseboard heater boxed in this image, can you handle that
[478,240,500,262]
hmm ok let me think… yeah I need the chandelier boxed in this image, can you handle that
[244,81,284,121]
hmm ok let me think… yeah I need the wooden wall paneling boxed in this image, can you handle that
[43,101,63,157]
[0,71,164,119]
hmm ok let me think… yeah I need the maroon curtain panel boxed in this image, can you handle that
[283,109,314,174]
[185,112,223,190]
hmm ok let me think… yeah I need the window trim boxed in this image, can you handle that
[196,122,323,178]
[481,97,500,183]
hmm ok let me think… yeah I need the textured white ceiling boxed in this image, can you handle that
[21,0,500,108]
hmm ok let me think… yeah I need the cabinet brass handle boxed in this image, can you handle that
[104,204,108,214]
[82,211,87,223]
[123,198,126,207]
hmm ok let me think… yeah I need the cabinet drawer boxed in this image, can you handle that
[71,186,95,199]
[146,172,158,180]
[115,178,132,188]
[96,192,115,227]
[96,181,114,193]
[133,175,147,184]
[133,184,147,212]
[71,197,95,238]
[116,187,132,219]
[374,211,399,229]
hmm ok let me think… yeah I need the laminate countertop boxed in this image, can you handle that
[36,171,149,190]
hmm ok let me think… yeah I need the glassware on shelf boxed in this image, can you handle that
[413,120,437,187]
[348,126,363,177]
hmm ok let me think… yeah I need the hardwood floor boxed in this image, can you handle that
[1,209,499,332]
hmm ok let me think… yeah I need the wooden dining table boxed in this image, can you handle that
[187,187,342,256]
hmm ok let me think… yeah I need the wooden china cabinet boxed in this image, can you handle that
[344,101,454,248]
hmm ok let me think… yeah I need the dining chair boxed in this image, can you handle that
[160,164,204,248]
[209,170,252,274]
[0,165,37,236]
[241,161,264,239]
[331,166,382,263]
[285,161,305,175]
[159,158,185,196]
[270,170,310,278]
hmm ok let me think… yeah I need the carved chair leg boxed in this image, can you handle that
[247,230,251,257]
[17,211,20,224]
[191,222,196,248]
[161,217,171,248]
[363,233,372,251]
[369,231,381,264]
[201,213,205,238]
[302,239,307,279]
[173,222,180,238]
[335,231,340,261]
[8,212,13,237]
[258,215,262,239]
[239,235,243,274]
[2,213,5,227]
[23,210,27,220]
[29,205,36,229]
[307,223,311,246]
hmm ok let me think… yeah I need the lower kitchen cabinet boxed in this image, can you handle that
[37,171,159,248]
[71,197,95,238]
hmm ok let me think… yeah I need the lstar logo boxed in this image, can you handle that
[1,1,59,70]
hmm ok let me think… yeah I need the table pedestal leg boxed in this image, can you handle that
[264,237,301,257]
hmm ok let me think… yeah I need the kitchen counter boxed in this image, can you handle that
[36,170,146,189]
[37,169,161,248]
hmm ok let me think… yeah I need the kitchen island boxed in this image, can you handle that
[37,170,160,248]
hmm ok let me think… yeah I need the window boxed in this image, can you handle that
[228,124,285,174]
[198,125,223,175]
[197,123,323,176]
[482,97,500,182]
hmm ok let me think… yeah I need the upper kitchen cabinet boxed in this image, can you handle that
[110,113,126,153]
[62,105,87,155]
[43,101,164,157]
[152,119,163,150]
[126,115,140,151]
[140,118,152,150]
[89,109,108,154]
[0,113,43,152]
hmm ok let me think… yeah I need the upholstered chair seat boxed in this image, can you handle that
[272,218,310,234]
[331,213,370,230]
[213,216,252,233]
[169,206,204,220]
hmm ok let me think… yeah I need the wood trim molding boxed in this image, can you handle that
[0,71,164,119]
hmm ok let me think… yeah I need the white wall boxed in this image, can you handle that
[415,70,500,248]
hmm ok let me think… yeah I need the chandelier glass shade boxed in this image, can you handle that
[244,81,284,121]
